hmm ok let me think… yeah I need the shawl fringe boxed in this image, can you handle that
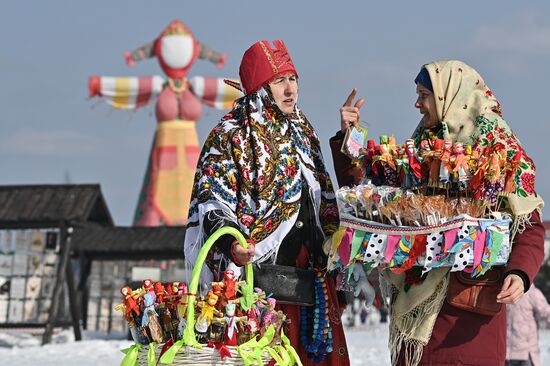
[387,273,449,366]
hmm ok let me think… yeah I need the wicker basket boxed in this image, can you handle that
[130,227,274,365]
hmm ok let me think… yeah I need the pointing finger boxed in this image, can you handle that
[343,88,357,107]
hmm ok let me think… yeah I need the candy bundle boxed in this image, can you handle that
[358,135,521,204]
[336,183,488,227]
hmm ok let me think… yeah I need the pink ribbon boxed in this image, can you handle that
[338,227,354,265]
[444,228,459,252]
[385,235,400,262]
[464,228,487,274]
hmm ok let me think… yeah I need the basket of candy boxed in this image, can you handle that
[332,134,514,288]
[117,227,301,366]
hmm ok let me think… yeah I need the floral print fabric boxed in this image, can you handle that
[184,87,339,274]
[412,60,543,215]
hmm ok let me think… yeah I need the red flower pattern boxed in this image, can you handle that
[240,214,255,227]
[205,166,215,177]
[521,173,536,195]
[284,165,297,178]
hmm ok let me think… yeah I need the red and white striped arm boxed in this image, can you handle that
[188,76,243,110]
[88,75,165,110]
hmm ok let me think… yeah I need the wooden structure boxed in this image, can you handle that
[70,224,185,331]
[0,184,112,344]
[0,184,188,341]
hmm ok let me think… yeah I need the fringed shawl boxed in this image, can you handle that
[184,87,339,281]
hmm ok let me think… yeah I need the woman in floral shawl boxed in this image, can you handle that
[331,60,545,366]
[185,40,349,365]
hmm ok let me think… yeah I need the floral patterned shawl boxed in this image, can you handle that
[388,60,544,366]
[412,60,544,219]
[184,86,339,279]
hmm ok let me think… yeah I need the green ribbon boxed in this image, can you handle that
[266,347,285,365]
[281,329,303,366]
[349,229,366,266]
[147,342,157,366]
[488,229,504,267]
[120,343,141,366]
[239,281,255,311]
[238,324,276,366]
[159,339,189,364]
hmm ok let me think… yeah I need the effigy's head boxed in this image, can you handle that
[154,20,199,79]
[125,19,227,79]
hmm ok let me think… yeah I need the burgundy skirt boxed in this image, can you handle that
[276,245,350,366]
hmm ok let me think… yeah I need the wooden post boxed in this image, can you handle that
[66,256,82,340]
[95,261,103,331]
[77,253,92,330]
[42,222,70,345]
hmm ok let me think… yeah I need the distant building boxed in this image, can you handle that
[0,184,186,342]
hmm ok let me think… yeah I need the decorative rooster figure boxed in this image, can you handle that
[88,20,242,226]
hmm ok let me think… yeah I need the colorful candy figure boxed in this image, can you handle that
[429,139,444,186]
[363,139,379,182]
[451,142,470,189]
[419,139,432,183]
[439,140,453,184]
[373,135,397,186]
[88,20,242,226]
[405,139,422,187]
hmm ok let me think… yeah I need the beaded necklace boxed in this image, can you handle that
[300,271,333,362]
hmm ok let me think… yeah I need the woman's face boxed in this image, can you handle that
[268,72,298,114]
[415,83,439,128]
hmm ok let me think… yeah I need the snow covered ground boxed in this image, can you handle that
[0,324,548,365]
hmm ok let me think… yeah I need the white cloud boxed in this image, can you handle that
[0,128,106,157]
[473,13,550,54]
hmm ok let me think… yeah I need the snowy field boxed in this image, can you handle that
[0,324,548,365]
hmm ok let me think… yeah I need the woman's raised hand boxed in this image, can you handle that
[340,88,365,132]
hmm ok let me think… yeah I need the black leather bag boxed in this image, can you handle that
[252,263,315,306]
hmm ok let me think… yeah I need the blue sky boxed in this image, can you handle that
[1,1,550,225]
